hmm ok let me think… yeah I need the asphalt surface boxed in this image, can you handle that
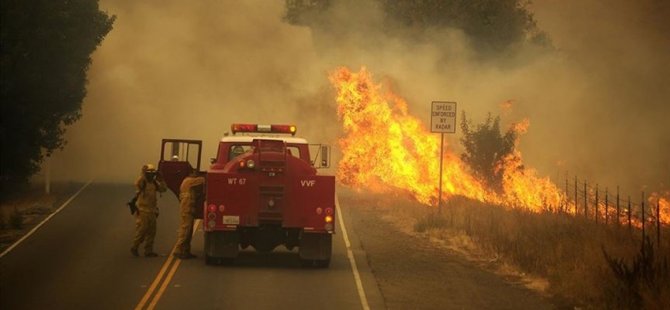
[0,182,384,310]
[1,182,554,309]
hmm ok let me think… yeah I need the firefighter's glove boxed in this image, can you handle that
[128,201,139,215]
[128,196,139,215]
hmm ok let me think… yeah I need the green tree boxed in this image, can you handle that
[0,0,114,196]
[460,112,516,191]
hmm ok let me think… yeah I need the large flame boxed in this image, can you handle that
[330,67,568,212]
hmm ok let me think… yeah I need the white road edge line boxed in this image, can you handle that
[336,195,371,310]
[0,179,93,258]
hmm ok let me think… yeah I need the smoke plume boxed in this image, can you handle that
[45,0,669,197]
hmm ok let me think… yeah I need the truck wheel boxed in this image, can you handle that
[300,259,313,268]
[205,230,239,264]
[300,258,330,268]
[315,258,331,268]
[220,257,235,266]
[299,233,332,264]
[205,254,218,265]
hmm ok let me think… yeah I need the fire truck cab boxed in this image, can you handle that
[158,124,335,267]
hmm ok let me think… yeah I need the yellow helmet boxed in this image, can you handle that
[144,164,156,172]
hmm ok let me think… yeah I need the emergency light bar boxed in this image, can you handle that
[231,123,297,136]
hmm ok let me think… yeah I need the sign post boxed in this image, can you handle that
[430,101,457,214]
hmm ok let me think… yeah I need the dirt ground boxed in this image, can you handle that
[339,187,560,309]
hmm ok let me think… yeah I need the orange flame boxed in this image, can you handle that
[331,67,485,205]
[649,191,670,225]
[331,67,566,212]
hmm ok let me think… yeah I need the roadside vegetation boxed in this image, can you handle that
[340,185,669,308]
[413,112,670,308]
[0,182,79,253]
[414,198,670,308]
[459,112,516,191]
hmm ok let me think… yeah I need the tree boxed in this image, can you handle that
[460,112,516,191]
[381,0,547,53]
[284,0,332,26]
[0,0,115,196]
[284,0,549,56]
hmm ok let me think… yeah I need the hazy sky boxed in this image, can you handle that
[45,0,669,196]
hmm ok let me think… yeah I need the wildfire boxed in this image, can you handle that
[649,191,670,225]
[330,67,566,212]
[330,67,486,205]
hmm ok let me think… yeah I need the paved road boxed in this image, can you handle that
[0,183,384,310]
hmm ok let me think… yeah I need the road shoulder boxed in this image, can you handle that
[339,188,555,309]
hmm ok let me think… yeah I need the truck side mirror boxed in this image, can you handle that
[321,145,330,168]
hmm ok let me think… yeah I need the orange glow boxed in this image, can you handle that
[649,191,670,225]
[330,67,566,212]
[500,100,514,114]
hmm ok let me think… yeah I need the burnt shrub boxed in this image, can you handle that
[603,237,670,309]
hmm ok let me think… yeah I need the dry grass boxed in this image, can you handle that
[416,196,670,308]
[0,182,80,252]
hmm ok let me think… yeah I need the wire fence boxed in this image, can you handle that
[553,175,667,253]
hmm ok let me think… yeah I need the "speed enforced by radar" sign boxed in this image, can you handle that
[431,101,457,133]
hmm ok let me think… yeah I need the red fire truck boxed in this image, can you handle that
[158,124,335,267]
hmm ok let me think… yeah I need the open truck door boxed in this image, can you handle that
[158,139,205,218]
[308,144,331,168]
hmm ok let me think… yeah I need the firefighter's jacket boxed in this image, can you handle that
[135,176,167,214]
[179,175,205,215]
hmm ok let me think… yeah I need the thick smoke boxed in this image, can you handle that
[45,0,668,197]
[47,0,330,182]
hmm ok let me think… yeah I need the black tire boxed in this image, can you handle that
[205,255,217,265]
[300,258,330,268]
[315,258,330,268]
[220,258,235,266]
[300,259,314,268]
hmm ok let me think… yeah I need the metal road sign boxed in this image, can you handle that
[431,101,457,133]
[431,100,457,214]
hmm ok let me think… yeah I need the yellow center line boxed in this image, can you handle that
[134,246,178,310]
[136,219,202,310]
[147,257,183,310]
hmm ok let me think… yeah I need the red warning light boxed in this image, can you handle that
[231,124,297,136]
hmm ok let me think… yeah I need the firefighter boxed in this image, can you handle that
[229,145,245,160]
[174,168,205,259]
[131,164,167,257]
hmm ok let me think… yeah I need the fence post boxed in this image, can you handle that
[584,181,588,218]
[657,198,661,247]
[595,184,599,223]
[628,196,632,230]
[565,177,569,213]
[616,186,620,226]
[605,187,609,225]
[641,192,646,252]
[574,177,578,215]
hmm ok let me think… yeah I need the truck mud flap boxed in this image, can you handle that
[299,233,332,261]
[205,231,239,258]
